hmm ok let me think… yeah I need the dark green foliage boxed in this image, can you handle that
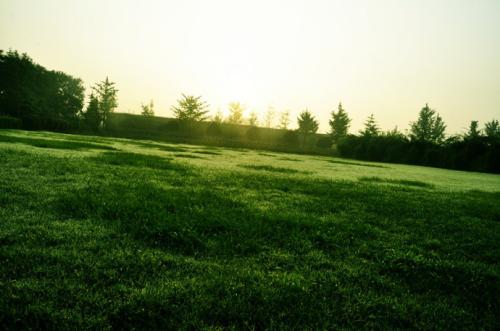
[0,116,22,129]
[206,121,222,136]
[0,138,499,330]
[83,93,101,131]
[360,114,380,137]
[141,100,155,117]
[92,77,118,127]
[338,133,500,173]
[245,126,260,140]
[281,130,299,146]
[329,103,351,141]
[316,136,332,148]
[0,50,84,130]
[171,94,209,122]
[297,110,319,135]
[410,104,446,144]
[465,120,481,140]
[484,119,500,139]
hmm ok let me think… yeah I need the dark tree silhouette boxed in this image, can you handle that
[92,77,118,127]
[83,93,100,130]
[465,121,481,139]
[141,100,155,117]
[360,114,380,137]
[410,104,446,144]
[0,50,84,130]
[171,94,209,122]
[329,103,350,142]
[297,109,319,135]
[484,119,500,139]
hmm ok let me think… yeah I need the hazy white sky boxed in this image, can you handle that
[1,0,499,133]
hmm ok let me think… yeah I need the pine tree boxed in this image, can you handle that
[141,100,155,117]
[360,114,380,137]
[465,120,480,139]
[92,77,118,128]
[84,92,100,130]
[297,109,319,135]
[329,103,351,141]
[410,103,446,143]
[171,94,209,122]
[484,119,500,139]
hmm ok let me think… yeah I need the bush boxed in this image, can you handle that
[246,126,260,140]
[316,136,332,149]
[0,115,22,129]
[206,122,222,137]
[282,130,299,146]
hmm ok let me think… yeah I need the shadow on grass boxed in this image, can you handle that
[328,159,387,168]
[90,152,188,172]
[238,164,311,175]
[278,157,302,162]
[0,134,116,151]
[257,152,276,157]
[192,150,221,155]
[126,140,187,153]
[173,153,204,159]
[358,176,434,188]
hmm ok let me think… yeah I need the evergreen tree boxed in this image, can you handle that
[410,103,446,144]
[226,102,244,124]
[465,120,481,139]
[484,119,500,139]
[329,103,351,141]
[360,114,379,137]
[171,94,209,122]
[297,109,319,135]
[141,100,155,117]
[83,93,100,130]
[92,77,118,127]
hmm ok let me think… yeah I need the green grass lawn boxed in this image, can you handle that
[1,129,499,330]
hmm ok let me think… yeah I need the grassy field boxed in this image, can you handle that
[1,129,499,330]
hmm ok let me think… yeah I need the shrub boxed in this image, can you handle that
[0,115,22,129]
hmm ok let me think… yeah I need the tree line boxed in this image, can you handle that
[1,50,498,173]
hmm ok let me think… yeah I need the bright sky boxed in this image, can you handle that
[1,0,499,133]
